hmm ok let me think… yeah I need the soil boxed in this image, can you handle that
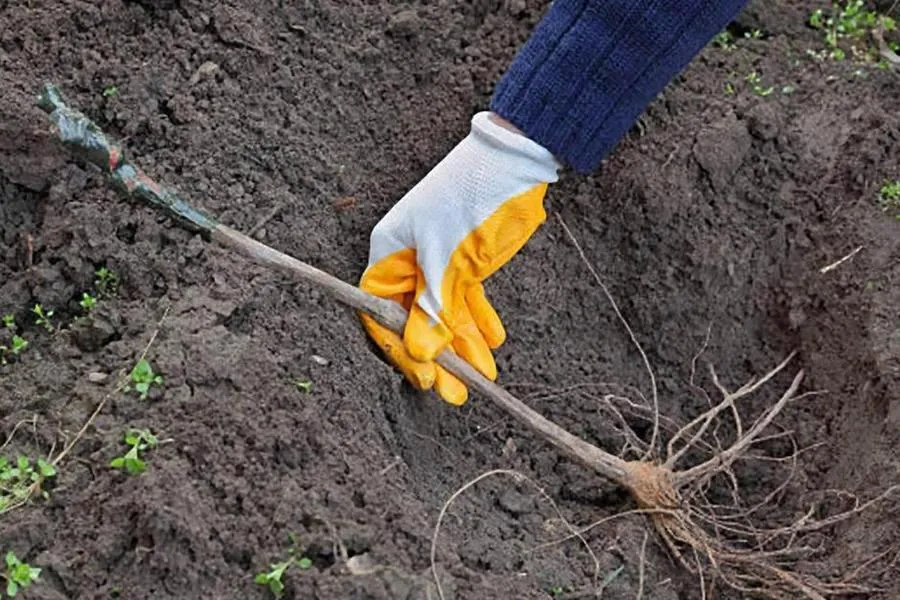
[1,1,898,599]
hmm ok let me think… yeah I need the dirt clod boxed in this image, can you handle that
[692,112,753,193]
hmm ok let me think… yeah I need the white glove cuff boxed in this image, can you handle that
[469,111,562,182]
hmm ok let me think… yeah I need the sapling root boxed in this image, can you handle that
[550,216,897,598]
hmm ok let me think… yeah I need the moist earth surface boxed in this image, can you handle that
[0,1,898,599]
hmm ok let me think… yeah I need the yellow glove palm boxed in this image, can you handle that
[360,112,559,405]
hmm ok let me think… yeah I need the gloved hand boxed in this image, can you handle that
[360,111,560,406]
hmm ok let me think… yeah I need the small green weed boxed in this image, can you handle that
[254,559,292,598]
[102,84,118,98]
[10,337,27,355]
[2,551,40,597]
[254,534,313,599]
[0,336,28,365]
[743,71,775,96]
[745,28,764,40]
[880,179,900,201]
[0,315,27,365]
[126,358,163,400]
[548,585,568,597]
[94,267,120,298]
[878,179,900,219]
[809,1,897,61]
[0,456,56,512]
[110,428,158,475]
[79,292,97,314]
[713,30,735,49]
[293,379,312,393]
[712,27,763,51]
[31,304,53,333]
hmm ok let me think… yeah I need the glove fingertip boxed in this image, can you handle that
[484,321,506,350]
[360,312,437,391]
[410,365,437,391]
[405,306,453,362]
[453,334,498,381]
[466,284,507,349]
[435,367,468,406]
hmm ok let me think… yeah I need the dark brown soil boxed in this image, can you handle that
[1,1,898,599]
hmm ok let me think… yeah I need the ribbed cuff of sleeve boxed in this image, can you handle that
[489,0,748,174]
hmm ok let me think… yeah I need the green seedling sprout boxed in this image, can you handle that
[879,179,900,219]
[254,558,291,598]
[0,315,26,363]
[110,429,158,475]
[880,180,900,201]
[31,304,54,333]
[2,552,40,597]
[713,30,734,50]
[0,456,56,512]
[809,1,897,61]
[293,379,312,393]
[742,71,776,97]
[0,336,28,365]
[94,267,119,297]
[10,337,27,356]
[102,84,118,98]
[254,534,313,598]
[126,358,163,400]
[79,292,97,313]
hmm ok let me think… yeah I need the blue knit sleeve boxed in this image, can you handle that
[489,0,749,173]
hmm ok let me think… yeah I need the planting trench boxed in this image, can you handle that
[1,1,898,598]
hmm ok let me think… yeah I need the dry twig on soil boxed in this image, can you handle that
[36,84,898,598]
[430,469,602,599]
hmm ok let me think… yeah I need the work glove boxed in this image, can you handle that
[359,111,560,406]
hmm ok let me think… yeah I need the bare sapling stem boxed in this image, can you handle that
[213,223,632,483]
